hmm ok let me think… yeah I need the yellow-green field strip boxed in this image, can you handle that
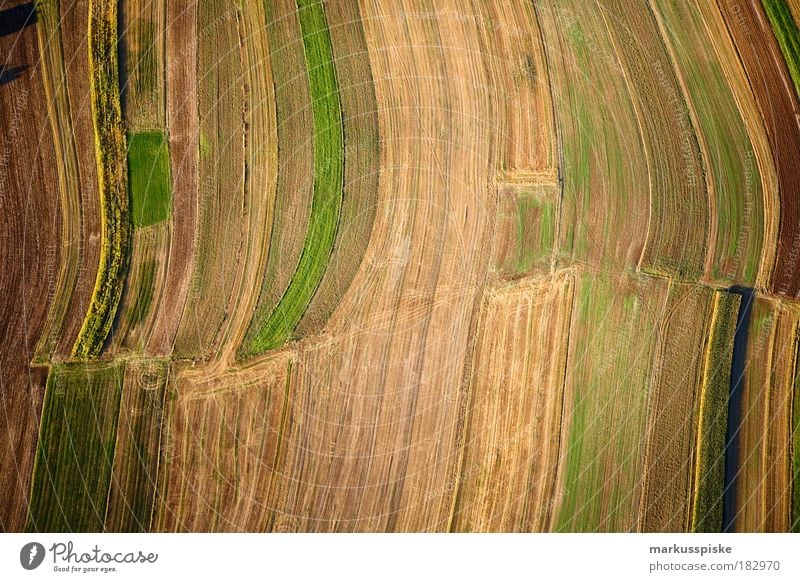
[242,0,344,354]
[72,1,131,358]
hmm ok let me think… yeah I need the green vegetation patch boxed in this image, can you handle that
[72,1,131,358]
[242,0,344,355]
[27,362,125,532]
[763,0,800,96]
[127,131,172,227]
[692,292,740,532]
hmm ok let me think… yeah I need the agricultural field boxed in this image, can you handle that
[3,0,800,534]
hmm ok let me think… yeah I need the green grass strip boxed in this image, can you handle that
[127,131,172,227]
[72,1,131,358]
[245,0,344,354]
[763,0,800,95]
[27,362,125,532]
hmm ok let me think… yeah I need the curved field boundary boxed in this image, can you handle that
[294,0,379,340]
[48,0,105,357]
[763,0,800,94]
[718,0,800,297]
[650,0,764,287]
[237,0,314,360]
[213,0,279,365]
[72,0,131,358]
[597,1,707,280]
[173,0,245,359]
[146,0,199,355]
[31,0,83,362]
[536,0,651,272]
[265,0,496,531]
[241,0,344,354]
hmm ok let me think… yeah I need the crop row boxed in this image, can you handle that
[71,1,131,359]
[243,0,344,353]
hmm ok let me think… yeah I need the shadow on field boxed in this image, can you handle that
[0,64,26,86]
[0,2,37,37]
[722,285,755,533]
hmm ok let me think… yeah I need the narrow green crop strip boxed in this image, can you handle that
[72,0,131,358]
[244,0,344,354]
[763,0,800,96]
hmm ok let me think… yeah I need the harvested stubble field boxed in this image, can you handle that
[3,0,800,533]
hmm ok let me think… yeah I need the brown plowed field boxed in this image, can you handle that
[147,0,198,355]
[718,0,800,297]
[0,5,60,530]
[52,0,102,357]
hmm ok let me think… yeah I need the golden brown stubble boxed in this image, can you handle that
[451,273,574,532]
[266,0,497,531]
[640,285,714,532]
[154,355,291,531]
[735,300,796,532]
[216,0,278,365]
[473,0,556,179]
[294,0,381,339]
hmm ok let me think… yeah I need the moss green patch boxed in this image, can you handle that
[27,362,125,532]
[241,0,344,355]
[127,131,172,227]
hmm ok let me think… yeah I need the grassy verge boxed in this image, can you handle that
[691,292,740,532]
[243,0,344,354]
[27,363,125,532]
[763,0,800,95]
[72,1,131,358]
[127,131,172,227]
